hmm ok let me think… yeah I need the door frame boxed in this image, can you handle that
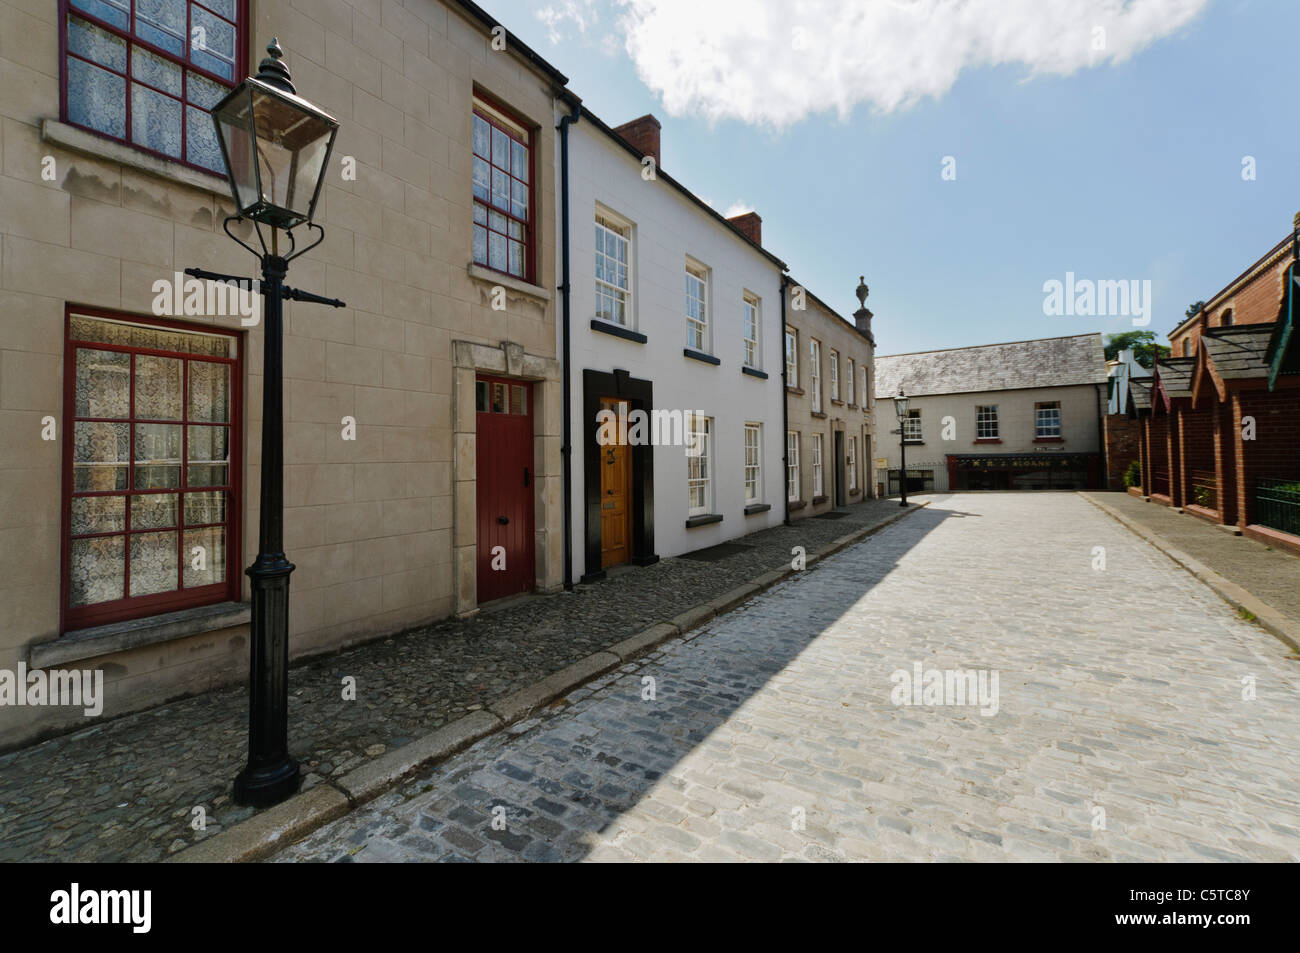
[581,368,658,582]
[474,374,536,603]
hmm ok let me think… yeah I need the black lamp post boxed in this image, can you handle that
[194,39,344,807]
[893,389,910,507]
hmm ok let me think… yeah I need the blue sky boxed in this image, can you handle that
[481,0,1298,355]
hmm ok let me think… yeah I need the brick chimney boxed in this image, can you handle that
[613,114,661,168]
[727,211,762,246]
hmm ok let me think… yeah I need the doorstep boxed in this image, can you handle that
[169,500,931,862]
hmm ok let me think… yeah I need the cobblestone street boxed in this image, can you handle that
[276,493,1300,863]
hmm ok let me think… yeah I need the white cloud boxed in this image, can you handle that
[724,200,755,217]
[611,0,1208,127]
[536,0,601,44]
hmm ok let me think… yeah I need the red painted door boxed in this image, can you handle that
[476,376,535,603]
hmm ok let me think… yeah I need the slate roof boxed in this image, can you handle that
[1202,324,1275,380]
[1128,377,1154,413]
[873,333,1106,398]
[1154,356,1195,398]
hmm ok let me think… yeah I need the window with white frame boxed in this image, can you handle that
[976,405,999,440]
[809,339,821,411]
[1036,401,1062,438]
[784,327,797,386]
[786,431,799,501]
[685,262,708,351]
[903,408,922,442]
[743,294,760,369]
[686,412,712,515]
[829,350,839,400]
[812,433,824,497]
[847,435,857,491]
[594,212,631,326]
[846,359,855,405]
[743,423,762,504]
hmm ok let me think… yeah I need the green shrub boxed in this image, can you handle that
[1123,460,1142,488]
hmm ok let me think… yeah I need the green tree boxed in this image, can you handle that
[1185,300,1206,319]
[1104,330,1171,369]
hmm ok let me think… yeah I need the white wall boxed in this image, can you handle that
[558,116,787,577]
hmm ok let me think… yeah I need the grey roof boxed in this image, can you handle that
[1202,324,1275,380]
[1154,356,1195,398]
[1128,377,1154,412]
[873,333,1106,398]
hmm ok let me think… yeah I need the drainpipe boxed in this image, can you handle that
[780,273,792,525]
[557,95,581,590]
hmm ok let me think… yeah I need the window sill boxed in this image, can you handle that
[685,513,723,528]
[1033,437,1065,443]
[788,499,807,511]
[683,348,720,366]
[810,410,827,419]
[846,403,857,410]
[590,319,647,344]
[974,438,1002,444]
[830,399,844,406]
[42,119,230,198]
[32,601,251,669]
[849,487,861,497]
[741,366,768,380]
[903,440,924,446]
[812,494,829,505]
[466,264,553,303]
[786,385,804,396]
[743,502,771,515]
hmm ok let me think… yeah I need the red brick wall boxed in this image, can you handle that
[1236,386,1300,527]
[1177,405,1216,510]
[1169,256,1288,358]
[1104,412,1143,488]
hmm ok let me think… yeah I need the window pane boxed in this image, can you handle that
[185,104,223,172]
[132,47,182,95]
[202,0,236,19]
[186,425,229,484]
[488,231,506,271]
[473,114,490,158]
[135,354,183,419]
[508,240,522,277]
[76,348,130,417]
[134,423,182,488]
[188,361,229,422]
[68,14,128,71]
[131,492,178,529]
[190,6,235,79]
[184,490,225,525]
[512,140,528,182]
[184,526,226,587]
[492,126,509,168]
[134,0,185,56]
[475,380,488,412]
[473,202,487,225]
[510,385,526,415]
[186,70,225,109]
[67,57,127,140]
[473,224,488,265]
[70,536,125,606]
[511,179,527,220]
[71,0,129,31]
[130,530,178,596]
[131,82,183,157]
[491,167,509,211]
[472,156,489,201]
[71,496,126,535]
[74,421,130,491]
[489,209,507,235]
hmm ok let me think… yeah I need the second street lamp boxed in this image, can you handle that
[893,389,911,507]
[193,39,345,808]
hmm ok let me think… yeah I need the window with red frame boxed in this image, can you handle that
[60,0,245,174]
[471,98,533,282]
[63,311,241,630]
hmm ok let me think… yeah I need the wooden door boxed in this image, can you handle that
[599,397,632,568]
[476,376,535,603]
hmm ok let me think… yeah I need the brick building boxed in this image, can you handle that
[1131,222,1300,554]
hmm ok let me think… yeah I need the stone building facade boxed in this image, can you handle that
[782,281,877,515]
[1,0,567,746]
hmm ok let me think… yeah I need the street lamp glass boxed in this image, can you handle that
[212,77,339,231]
[893,391,910,419]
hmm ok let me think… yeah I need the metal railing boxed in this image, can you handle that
[1190,470,1218,511]
[1151,467,1170,497]
[1256,479,1300,537]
